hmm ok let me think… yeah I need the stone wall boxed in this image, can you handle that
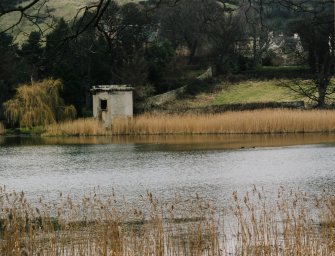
[203,101,304,113]
[143,86,186,109]
[141,67,213,110]
[93,90,133,127]
[196,67,213,80]
[168,101,305,114]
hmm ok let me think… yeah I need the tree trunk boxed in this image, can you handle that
[317,78,328,108]
[187,40,198,65]
[30,65,38,84]
[85,59,92,110]
[252,35,258,69]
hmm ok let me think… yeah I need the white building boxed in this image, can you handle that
[91,85,133,127]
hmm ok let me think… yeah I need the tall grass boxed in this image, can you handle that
[44,109,335,136]
[112,109,335,134]
[0,122,4,135]
[0,186,334,255]
[45,118,110,136]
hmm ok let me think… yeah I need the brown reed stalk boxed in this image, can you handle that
[44,110,335,136]
[0,186,334,255]
[111,110,335,135]
[45,118,110,136]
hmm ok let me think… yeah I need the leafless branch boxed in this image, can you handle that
[280,79,319,103]
[0,0,53,35]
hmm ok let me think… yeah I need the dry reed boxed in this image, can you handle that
[44,109,335,136]
[0,186,334,255]
[112,109,335,135]
[45,118,110,136]
[0,122,4,135]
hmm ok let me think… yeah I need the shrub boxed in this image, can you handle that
[3,79,76,127]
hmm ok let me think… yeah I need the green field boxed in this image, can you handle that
[212,80,304,105]
[45,0,138,19]
[164,79,311,110]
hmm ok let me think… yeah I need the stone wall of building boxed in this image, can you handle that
[109,91,133,119]
[92,86,133,127]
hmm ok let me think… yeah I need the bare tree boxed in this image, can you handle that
[158,0,210,64]
[287,14,334,107]
[237,0,334,107]
[0,0,53,35]
[282,0,334,107]
[239,0,273,68]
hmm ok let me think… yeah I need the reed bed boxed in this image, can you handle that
[35,133,335,149]
[0,186,334,255]
[44,109,335,136]
[0,122,4,135]
[45,118,110,136]
[112,109,335,135]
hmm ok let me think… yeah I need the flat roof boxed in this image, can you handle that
[91,85,134,92]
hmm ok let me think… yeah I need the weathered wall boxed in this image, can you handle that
[142,67,214,111]
[144,86,186,108]
[196,67,213,80]
[110,91,133,118]
[151,101,306,114]
[92,92,109,118]
[188,101,305,114]
[93,91,133,127]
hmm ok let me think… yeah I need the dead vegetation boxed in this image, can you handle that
[0,186,334,255]
[45,109,335,136]
[45,118,109,136]
[3,79,76,128]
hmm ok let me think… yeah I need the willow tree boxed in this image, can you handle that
[3,79,76,127]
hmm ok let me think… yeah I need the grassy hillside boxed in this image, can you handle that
[0,0,138,43]
[164,79,310,110]
[47,0,139,20]
[212,80,303,105]
[47,0,92,21]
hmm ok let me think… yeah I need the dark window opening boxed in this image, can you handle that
[100,100,107,111]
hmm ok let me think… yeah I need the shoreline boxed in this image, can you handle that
[3,109,335,137]
[3,133,335,150]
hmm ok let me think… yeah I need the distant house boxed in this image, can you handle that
[91,85,134,127]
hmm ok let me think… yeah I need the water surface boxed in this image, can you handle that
[1,134,335,204]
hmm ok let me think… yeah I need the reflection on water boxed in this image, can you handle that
[2,133,335,150]
[0,134,335,206]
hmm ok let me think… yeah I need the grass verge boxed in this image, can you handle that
[44,118,109,136]
[45,110,335,136]
[0,186,334,255]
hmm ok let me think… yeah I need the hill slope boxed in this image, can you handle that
[162,79,309,111]
[47,0,139,21]
[0,0,138,42]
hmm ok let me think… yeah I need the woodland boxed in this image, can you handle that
[0,0,333,127]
